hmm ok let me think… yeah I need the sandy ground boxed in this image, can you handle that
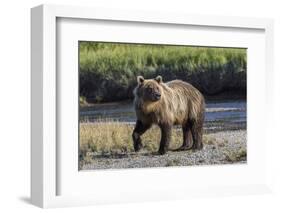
[80,130,246,170]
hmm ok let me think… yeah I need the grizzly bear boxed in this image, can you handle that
[132,75,205,155]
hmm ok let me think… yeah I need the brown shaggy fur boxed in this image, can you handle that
[132,75,205,155]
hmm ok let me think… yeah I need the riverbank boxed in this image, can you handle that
[80,130,246,170]
[79,43,246,103]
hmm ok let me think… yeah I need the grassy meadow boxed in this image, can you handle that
[79,42,246,103]
[80,121,211,158]
[79,122,186,154]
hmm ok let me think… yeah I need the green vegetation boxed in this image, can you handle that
[79,42,246,103]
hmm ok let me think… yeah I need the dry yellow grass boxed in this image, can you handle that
[223,147,247,162]
[79,121,213,157]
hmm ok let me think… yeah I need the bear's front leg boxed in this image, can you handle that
[132,120,151,152]
[158,124,172,155]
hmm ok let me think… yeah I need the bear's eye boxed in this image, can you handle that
[147,88,153,93]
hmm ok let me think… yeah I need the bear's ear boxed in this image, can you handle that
[155,75,163,84]
[137,76,145,85]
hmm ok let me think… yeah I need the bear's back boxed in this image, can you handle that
[164,79,205,122]
[166,80,193,90]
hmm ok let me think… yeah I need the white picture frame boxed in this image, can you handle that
[31,4,274,208]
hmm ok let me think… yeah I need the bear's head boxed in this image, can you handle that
[135,75,163,102]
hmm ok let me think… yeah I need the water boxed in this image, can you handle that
[80,100,246,132]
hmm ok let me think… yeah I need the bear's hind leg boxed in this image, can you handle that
[174,122,193,151]
[191,121,204,150]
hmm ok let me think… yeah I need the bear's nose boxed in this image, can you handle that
[155,93,161,99]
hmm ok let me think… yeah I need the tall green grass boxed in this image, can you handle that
[79,42,246,103]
